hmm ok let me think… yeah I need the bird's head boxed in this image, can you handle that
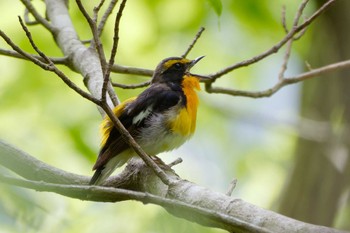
[151,56,205,84]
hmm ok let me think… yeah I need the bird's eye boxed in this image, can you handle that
[173,63,182,69]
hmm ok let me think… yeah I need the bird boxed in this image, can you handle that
[89,56,205,185]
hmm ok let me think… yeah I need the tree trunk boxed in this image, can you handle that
[278,0,350,228]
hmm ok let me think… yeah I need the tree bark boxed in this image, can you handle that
[0,140,347,233]
[1,0,349,232]
[278,0,350,227]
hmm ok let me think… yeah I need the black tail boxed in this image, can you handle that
[89,169,102,185]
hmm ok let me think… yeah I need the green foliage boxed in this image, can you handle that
[207,0,222,16]
[1,0,334,232]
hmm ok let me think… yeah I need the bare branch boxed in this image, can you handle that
[20,0,52,31]
[73,0,117,108]
[24,8,39,26]
[204,0,339,99]
[293,0,309,27]
[101,0,127,104]
[97,0,119,36]
[209,0,336,80]
[112,80,151,89]
[93,0,106,23]
[111,64,153,76]
[75,0,108,75]
[167,158,183,168]
[0,141,344,233]
[281,5,288,33]
[226,179,237,197]
[285,59,350,83]
[0,174,268,233]
[0,17,100,104]
[206,59,350,98]
[182,27,205,58]
[278,0,309,80]
[0,48,68,65]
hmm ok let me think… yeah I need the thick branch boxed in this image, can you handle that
[0,140,346,233]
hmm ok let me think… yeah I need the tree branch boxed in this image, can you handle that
[112,80,151,89]
[0,140,345,233]
[45,0,115,111]
[1,0,349,231]
[0,48,68,65]
[101,0,127,104]
[97,0,119,37]
[20,0,52,31]
[182,27,205,58]
[207,0,336,80]
[206,59,350,98]
[111,64,153,76]
[204,0,343,98]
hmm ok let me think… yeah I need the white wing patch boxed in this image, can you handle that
[132,105,153,125]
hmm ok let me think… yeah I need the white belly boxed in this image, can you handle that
[135,112,192,156]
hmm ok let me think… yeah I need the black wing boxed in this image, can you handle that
[92,84,182,171]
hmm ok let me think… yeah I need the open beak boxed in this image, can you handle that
[186,56,211,81]
[187,56,205,71]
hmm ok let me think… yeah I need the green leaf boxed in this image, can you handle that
[207,0,222,16]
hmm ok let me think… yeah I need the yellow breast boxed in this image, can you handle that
[169,75,200,136]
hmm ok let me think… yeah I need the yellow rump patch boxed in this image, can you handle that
[100,97,136,147]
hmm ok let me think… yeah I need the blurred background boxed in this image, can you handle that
[0,0,349,232]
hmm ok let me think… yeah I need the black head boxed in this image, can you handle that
[151,56,204,84]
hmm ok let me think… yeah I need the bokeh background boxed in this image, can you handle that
[1,0,349,232]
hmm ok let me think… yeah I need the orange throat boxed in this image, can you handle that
[170,75,200,136]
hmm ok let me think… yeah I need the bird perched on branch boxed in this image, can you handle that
[90,56,205,185]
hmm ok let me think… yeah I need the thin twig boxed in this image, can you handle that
[278,39,293,80]
[111,64,153,76]
[24,8,39,25]
[101,0,127,104]
[19,17,52,64]
[168,158,183,168]
[293,27,308,41]
[281,5,288,33]
[182,27,205,58]
[226,179,237,196]
[208,0,336,80]
[0,18,100,105]
[76,0,108,74]
[206,59,350,98]
[293,0,309,27]
[112,80,151,89]
[76,0,118,106]
[93,0,106,23]
[20,0,52,31]
[0,48,68,65]
[278,0,309,80]
[97,0,119,36]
